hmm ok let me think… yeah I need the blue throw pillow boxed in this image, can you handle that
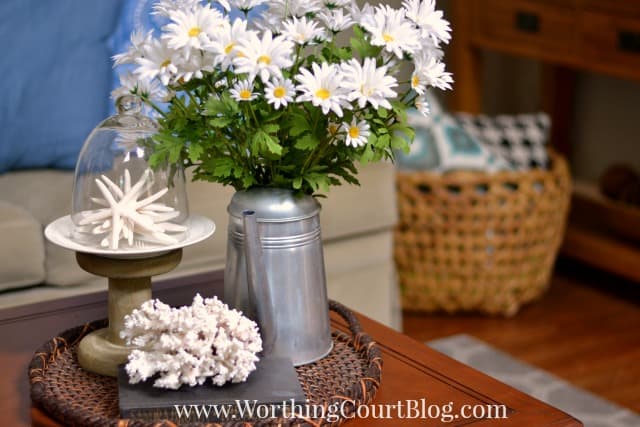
[396,94,511,173]
[0,0,125,174]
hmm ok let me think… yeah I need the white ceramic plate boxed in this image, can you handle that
[45,215,215,259]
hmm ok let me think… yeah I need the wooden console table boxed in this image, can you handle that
[449,0,640,281]
[0,273,580,426]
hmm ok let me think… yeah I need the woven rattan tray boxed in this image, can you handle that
[29,300,382,427]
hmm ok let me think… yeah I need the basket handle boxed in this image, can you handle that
[329,299,363,336]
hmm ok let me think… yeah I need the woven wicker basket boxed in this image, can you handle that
[394,152,571,316]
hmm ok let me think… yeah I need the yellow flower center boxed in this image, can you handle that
[258,55,272,64]
[328,123,339,135]
[412,75,420,88]
[239,89,252,99]
[273,86,286,98]
[348,126,360,139]
[188,27,202,37]
[360,84,373,96]
[224,42,236,54]
[383,33,394,43]
[161,59,172,68]
[315,88,330,100]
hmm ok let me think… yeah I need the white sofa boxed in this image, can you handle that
[0,162,401,328]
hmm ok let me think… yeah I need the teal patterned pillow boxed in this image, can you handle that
[396,104,511,173]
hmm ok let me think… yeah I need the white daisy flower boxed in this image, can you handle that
[176,51,215,83]
[251,13,282,33]
[341,57,398,110]
[234,30,294,83]
[318,9,354,33]
[327,121,342,139]
[361,5,421,59]
[162,4,226,58]
[112,72,167,103]
[113,30,153,66]
[402,0,451,45]
[206,19,255,71]
[414,94,430,116]
[264,78,295,109]
[350,0,374,23]
[153,0,203,17]
[216,0,231,12]
[230,0,269,12]
[323,0,351,9]
[134,38,181,86]
[418,36,445,61]
[268,0,322,19]
[295,62,348,117]
[341,118,370,147]
[412,53,453,93]
[282,17,326,45]
[230,79,258,102]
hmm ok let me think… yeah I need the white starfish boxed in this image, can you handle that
[77,169,187,250]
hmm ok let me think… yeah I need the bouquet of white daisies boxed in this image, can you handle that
[113,0,452,195]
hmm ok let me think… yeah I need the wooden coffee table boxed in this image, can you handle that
[0,273,581,426]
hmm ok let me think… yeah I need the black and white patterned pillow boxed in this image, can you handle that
[454,113,551,170]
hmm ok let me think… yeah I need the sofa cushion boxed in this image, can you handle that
[0,162,396,288]
[0,202,45,291]
[0,0,124,173]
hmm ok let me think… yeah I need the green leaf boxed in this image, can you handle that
[288,114,311,137]
[360,144,374,165]
[353,25,365,40]
[242,174,256,188]
[188,143,204,163]
[293,176,303,190]
[202,96,226,116]
[209,116,232,128]
[304,173,330,193]
[294,134,319,151]
[263,123,280,134]
[265,137,283,156]
[376,133,391,149]
[391,101,408,123]
[153,132,182,145]
[336,47,352,60]
[213,157,237,178]
[252,130,283,156]
[378,108,388,119]
[391,134,411,152]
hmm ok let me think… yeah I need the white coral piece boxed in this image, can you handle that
[121,294,262,389]
[76,168,187,249]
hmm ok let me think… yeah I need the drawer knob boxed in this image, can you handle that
[515,11,540,33]
[619,31,640,54]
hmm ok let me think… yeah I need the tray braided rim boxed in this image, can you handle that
[29,300,382,427]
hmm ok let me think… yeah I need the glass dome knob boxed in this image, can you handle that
[115,95,143,115]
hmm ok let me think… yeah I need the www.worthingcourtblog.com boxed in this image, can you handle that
[173,399,509,423]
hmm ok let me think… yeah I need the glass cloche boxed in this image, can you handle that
[71,96,189,250]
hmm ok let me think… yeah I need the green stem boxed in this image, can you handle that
[247,102,260,127]
[142,97,167,118]
[187,91,199,109]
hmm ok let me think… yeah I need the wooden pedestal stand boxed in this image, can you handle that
[75,249,183,377]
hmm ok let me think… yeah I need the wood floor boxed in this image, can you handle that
[402,259,640,413]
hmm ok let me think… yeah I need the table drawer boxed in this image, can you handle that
[472,0,578,57]
[579,11,640,71]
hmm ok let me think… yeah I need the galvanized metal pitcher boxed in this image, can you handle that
[224,188,333,366]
